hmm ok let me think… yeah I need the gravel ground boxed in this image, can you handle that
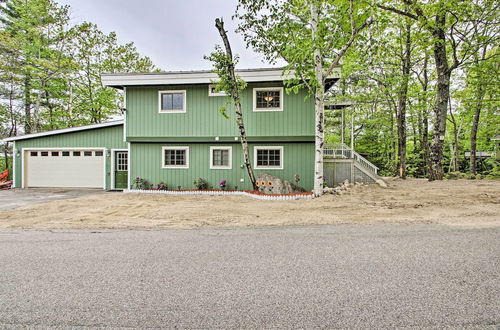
[0,224,499,329]
[0,179,498,229]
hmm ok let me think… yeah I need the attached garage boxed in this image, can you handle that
[24,149,105,188]
[5,121,127,190]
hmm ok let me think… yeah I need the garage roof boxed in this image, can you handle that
[2,120,124,142]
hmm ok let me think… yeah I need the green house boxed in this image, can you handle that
[5,68,344,191]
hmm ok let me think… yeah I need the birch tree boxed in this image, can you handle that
[205,18,257,190]
[236,0,371,195]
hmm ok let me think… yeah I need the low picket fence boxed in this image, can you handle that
[124,189,314,201]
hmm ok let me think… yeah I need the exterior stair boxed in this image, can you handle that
[323,143,383,187]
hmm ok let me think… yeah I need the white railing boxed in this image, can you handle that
[324,143,379,175]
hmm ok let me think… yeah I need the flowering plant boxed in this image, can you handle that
[219,179,227,190]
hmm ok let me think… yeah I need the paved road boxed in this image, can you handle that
[0,225,498,329]
[0,189,106,210]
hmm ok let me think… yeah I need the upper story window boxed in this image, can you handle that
[254,146,283,170]
[253,87,283,112]
[208,84,226,96]
[162,146,189,169]
[159,90,186,113]
[210,146,232,169]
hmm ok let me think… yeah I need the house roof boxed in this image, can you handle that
[2,120,124,142]
[101,67,341,89]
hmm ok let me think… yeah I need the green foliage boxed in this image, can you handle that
[132,177,151,190]
[204,45,247,119]
[193,178,209,190]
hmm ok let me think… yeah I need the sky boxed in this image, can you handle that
[57,0,281,71]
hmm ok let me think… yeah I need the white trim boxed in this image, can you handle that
[12,141,15,188]
[127,142,131,189]
[208,84,226,96]
[158,90,186,114]
[2,120,124,142]
[125,189,314,201]
[102,68,341,87]
[111,149,128,190]
[253,87,284,112]
[21,147,106,189]
[209,146,232,170]
[123,87,127,142]
[254,146,284,170]
[162,146,189,169]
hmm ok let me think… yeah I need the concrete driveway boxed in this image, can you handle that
[0,188,106,211]
[0,224,498,328]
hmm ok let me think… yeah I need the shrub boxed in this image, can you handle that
[156,182,168,190]
[132,177,151,190]
[193,178,209,190]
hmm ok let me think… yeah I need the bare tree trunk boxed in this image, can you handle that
[310,2,325,196]
[396,21,411,179]
[24,74,32,134]
[428,16,450,181]
[215,18,257,190]
[470,48,487,176]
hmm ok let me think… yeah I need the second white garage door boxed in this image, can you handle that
[25,150,105,188]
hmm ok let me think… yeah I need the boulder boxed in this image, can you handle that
[256,173,306,194]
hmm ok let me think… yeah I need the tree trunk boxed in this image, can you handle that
[215,18,257,190]
[24,74,32,134]
[470,49,486,176]
[396,21,411,179]
[310,2,325,196]
[428,17,450,181]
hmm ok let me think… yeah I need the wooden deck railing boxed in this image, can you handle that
[324,143,379,175]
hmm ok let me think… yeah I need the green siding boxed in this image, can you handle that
[130,142,314,191]
[13,125,126,189]
[126,83,314,140]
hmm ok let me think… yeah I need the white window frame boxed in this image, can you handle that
[253,87,284,112]
[254,146,284,170]
[208,84,226,96]
[158,90,187,113]
[162,146,189,169]
[209,146,232,170]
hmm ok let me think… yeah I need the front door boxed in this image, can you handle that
[114,151,128,189]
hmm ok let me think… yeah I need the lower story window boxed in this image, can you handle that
[254,146,283,169]
[210,146,232,169]
[162,146,189,168]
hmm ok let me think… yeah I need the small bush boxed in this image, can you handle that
[156,182,168,190]
[445,171,468,180]
[132,177,151,190]
[193,178,209,190]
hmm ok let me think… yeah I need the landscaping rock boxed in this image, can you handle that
[256,173,306,194]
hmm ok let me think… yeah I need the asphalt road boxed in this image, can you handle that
[0,224,499,329]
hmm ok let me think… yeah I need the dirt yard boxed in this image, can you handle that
[0,178,498,229]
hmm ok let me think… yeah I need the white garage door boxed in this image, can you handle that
[25,150,105,188]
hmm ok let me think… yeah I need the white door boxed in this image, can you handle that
[25,150,104,188]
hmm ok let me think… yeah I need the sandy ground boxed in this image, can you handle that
[0,178,498,229]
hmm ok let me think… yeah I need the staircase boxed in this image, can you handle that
[323,143,381,186]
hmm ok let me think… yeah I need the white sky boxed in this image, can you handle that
[57,0,279,71]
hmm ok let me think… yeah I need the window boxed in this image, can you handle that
[254,146,283,169]
[30,152,38,157]
[253,87,283,112]
[73,151,81,156]
[95,151,103,157]
[62,151,70,157]
[159,90,186,113]
[210,146,232,169]
[116,152,128,171]
[162,147,189,168]
[208,84,226,96]
[51,151,59,156]
[84,151,92,156]
[41,151,49,157]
